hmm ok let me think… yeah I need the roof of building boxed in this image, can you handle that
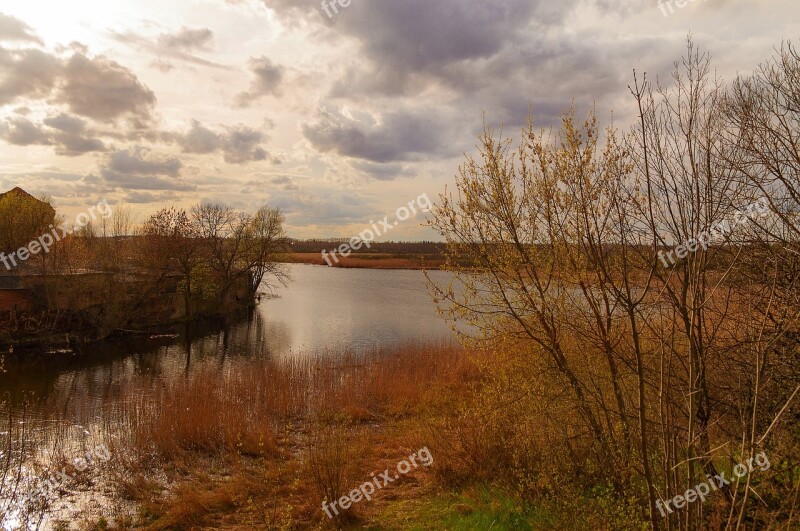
[0,187,34,201]
[0,187,55,213]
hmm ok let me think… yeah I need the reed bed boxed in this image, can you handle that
[100,341,473,460]
[0,341,477,529]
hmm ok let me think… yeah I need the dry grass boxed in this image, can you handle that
[305,423,361,527]
[6,329,794,529]
[92,341,478,529]
[106,342,473,459]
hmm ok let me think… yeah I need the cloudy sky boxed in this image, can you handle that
[0,0,797,239]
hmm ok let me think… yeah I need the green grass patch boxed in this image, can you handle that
[367,485,558,530]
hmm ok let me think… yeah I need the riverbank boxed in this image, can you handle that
[4,333,794,529]
[0,341,649,529]
[282,252,445,269]
[106,342,478,529]
[0,307,254,353]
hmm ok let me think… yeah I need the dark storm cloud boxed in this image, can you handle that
[0,46,61,105]
[56,53,157,123]
[237,56,285,105]
[43,113,106,156]
[457,36,665,130]
[0,116,51,146]
[168,120,271,164]
[0,12,43,44]
[176,120,220,154]
[53,134,106,156]
[323,2,657,106]
[301,107,455,163]
[0,113,106,156]
[0,45,158,126]
[0,46,156,132]
[225,125,269,163]
[44,113,91,134]
[100,146,195,191]
[337,0,542,80]
[265,0,663,168]
[350,161,413,181]
[106,146,182,176]
[267,0,582,97]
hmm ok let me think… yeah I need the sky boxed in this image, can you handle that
[0,0,797,240]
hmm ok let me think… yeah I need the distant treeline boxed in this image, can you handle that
[288,239,446,255]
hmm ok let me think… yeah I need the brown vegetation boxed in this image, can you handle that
[427,39,800,530]
[93,342,476,529]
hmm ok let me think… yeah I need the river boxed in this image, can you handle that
[0,264,459,414]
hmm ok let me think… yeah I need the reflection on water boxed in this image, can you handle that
[0,265,459,526]
[0,264,457,410]
[258,264,457,355]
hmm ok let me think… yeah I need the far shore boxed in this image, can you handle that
[281,252,446,270]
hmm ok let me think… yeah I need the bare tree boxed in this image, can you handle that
[140,207,204,318]
[427,39,800,530]
[192,202,289,310]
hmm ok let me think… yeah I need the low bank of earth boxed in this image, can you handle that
[281,252,445,270]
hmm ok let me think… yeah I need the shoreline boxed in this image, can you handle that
[0,307,256,355]
[280,252,445,270]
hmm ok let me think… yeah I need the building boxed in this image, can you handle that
[0,187,55,213]
[0,187,57,254]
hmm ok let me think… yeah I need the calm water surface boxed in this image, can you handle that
[0,264,458,407]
